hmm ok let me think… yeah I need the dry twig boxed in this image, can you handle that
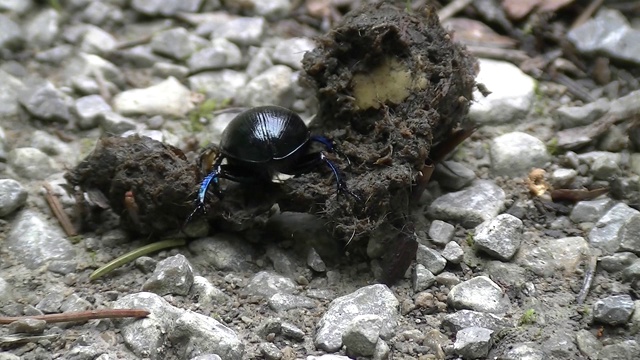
[0,309,150,325]
[571,0,604,30]
[43,182,77,237]
[438,0,474,21]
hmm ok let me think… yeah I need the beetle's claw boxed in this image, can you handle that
[337,181,362,202]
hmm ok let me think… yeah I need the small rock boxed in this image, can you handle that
[554,98,610,129]
[236,65,294,107]
[591,155,620,180]
[542,331,579,359]
[433,160,476,191]
[570,198,614,223]
[8,147,58,180]
[131,0,203,16]
[191,276,227,305]
[593,294,635,326]
[568,9,640,65]
[281,321,305,341]
[150,28,199,61]
[47,260,78,275]
[245,271,297,298]
[79,25,117,55]
[342,314,382,357]
[600,252,638,273]
[442,241,464,264]
[448,276,510,314]
[113,77,194,118]
[24,8,59,49]
[169,310,244,360]
[315,284,399,352]
[0,179,28,217]
[435,272,461,287]
[8,318,47,334]
[413,264,436,292]
[213,17,266,46]
[268,293,316,312]
[142,254,194,296]
[188,233,254,271]
[503,343,545,360]
[272,37,315,70]
[0,70,24,117]
[589,203,640,254]
[0,13,25,51]
[576,329,602,359]
[428,180,506,228]
[100,112,137,135]
[7,210,75,269]
[152,62,190,80]
[74,94,112,129]
[490,132,550,178]
[469,58,536,124]
[260,342,283,360]
[36,291,65,313]
[453,326,493,359]
[550,168,578,188]
[188,70,248,103]
[428,220,455,246]
[61,293,92,313]
[372,340,391,360]
[416,245,447,275]
[266,245,297,277]
[19,80,74,123]
[516,236,589,277]
[598,340,640,360]
[188,38,242,73]
[474,214,523,261]
[307,247,326,272]
[246,47,273,78]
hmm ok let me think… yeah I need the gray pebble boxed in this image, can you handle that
[570,198,614,223]
[0,69,24,117]
[503,343,545,360]
[575,329,602,360]
[448,276,510,314]
[260,342,282,360]
[490,132,550,178]
[0,13,25,51]
[189,233,254,271]
[150,28,199,60]
[169,310,244,360]
[342,314,382,357]
[307,247,326,272]
[591,155,620,180]
[433,160,476,191]
[213,17,266,46]
[0,179,27,217]
[598,340,640,360]
[142,254,195,296]
[413,264,436,292]
[236,65,294,107]
[441,241,464,264]
[8,318,47,334]
[19,80,74,123]
[191,276,227,305]
[268,293,316,312]
[79,25,117,55]
[589,203,640,254]
[113,77,194,118]
[593,294,635,326]
[244,271,297,298]
[272,37,315,70]
[36,291,65,313]
[453,326,493,359]
[554,98,609,129]
[152,62,189,80]
[188,38,242,73]
[315,284,398,352]
[74,94,112,129]
[188,70,248,103]
[24,8,59,49]
[8,147,58,179]
[416,244,447,275]
[7,210,75,269]
[61,293,92,313]
[516,236,588,277]
[428,220,455,246]
[474,214,523,261]
[428,180,505,228]
[131,0,203,16]
[100,111,137,135]
[600,252,638,273]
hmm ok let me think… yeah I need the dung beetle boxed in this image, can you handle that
[185,105,359,224]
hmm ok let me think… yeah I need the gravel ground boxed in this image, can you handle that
[1,1,640,360]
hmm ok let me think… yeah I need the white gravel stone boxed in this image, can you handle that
[448,276,510,314]
[428,180,506,228]
[0,179,28,217]
[428,220,455,246]
[589,203,640,254]
[469,58,536,124]
[454,326,493,359]
[236,65,294,107]
[474,214,523,261]
[113,77,194,118]
[442,241,464,264]
[490,132,550,178]
[187,38,243,73]
[416,245,447,275]
[213,17,266,46]
[150,27,199,61]
[24,8,59,48]
[516,236,590,276]
[272,37,316,70]
[8,147,58,179]
[79,25,117,55]
[189,70,248,103]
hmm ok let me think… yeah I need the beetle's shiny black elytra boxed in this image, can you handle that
[185,105,359,225]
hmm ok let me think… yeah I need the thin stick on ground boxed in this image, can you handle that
[438,0,474,21]
[43,182,77,237]
[571,0,604,30]
[0,309,150,325]
[576,254,598,305]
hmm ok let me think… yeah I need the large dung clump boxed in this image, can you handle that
[279,3,478,251]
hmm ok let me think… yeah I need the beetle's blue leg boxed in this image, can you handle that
[319,152,361,201]
[184,170,221,226]
[310,136,351,165]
